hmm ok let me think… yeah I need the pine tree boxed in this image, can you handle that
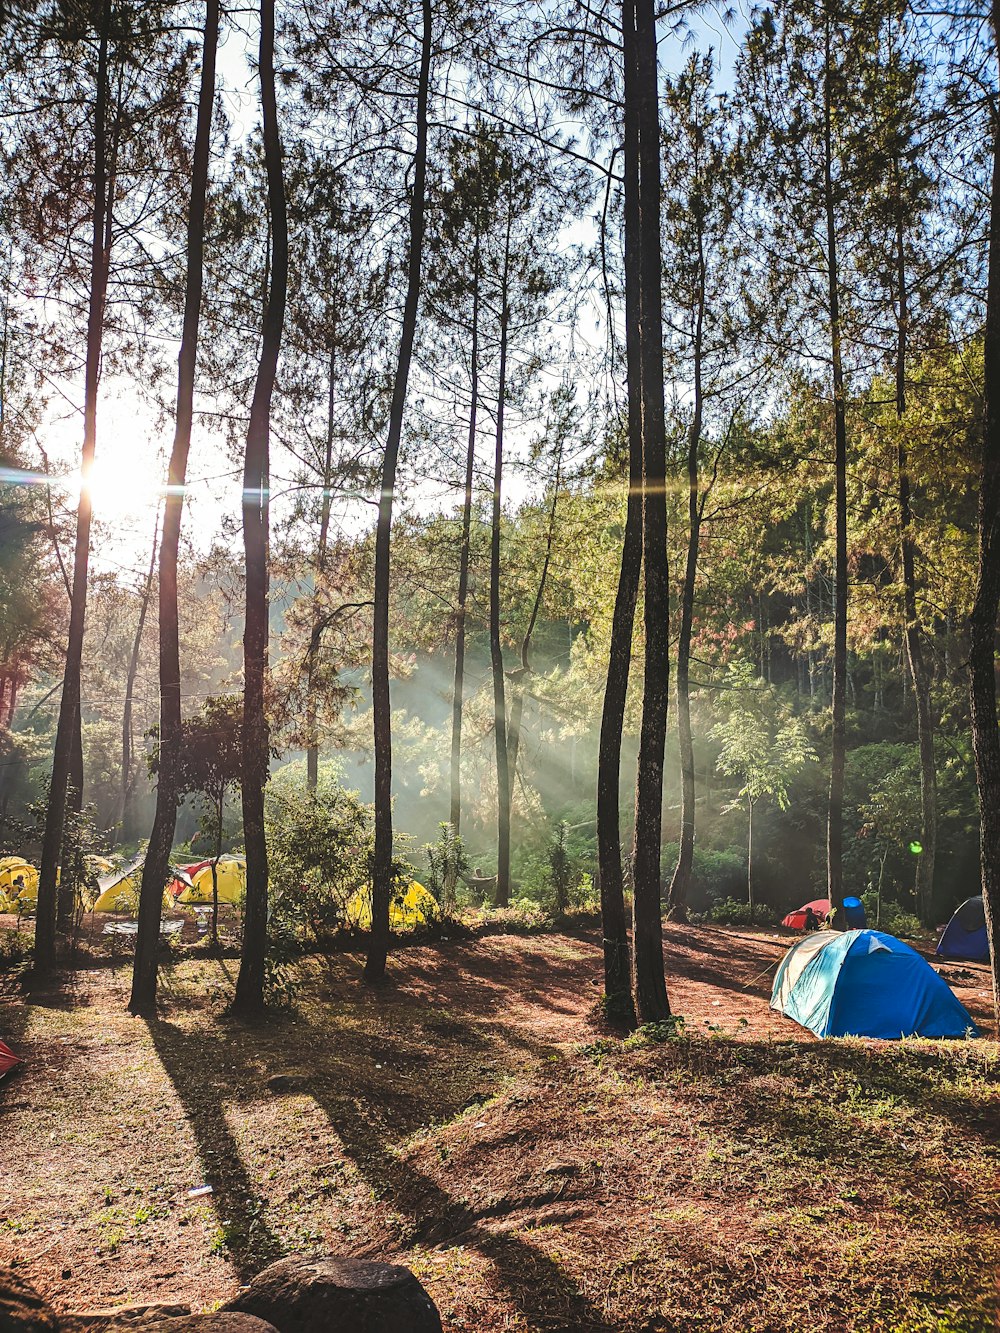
[366,0,432,982]
[233,0,288,1015]
[129,0,219,1015]
[969,0,1000,1026]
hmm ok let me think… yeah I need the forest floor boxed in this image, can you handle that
[0,923,998,1332]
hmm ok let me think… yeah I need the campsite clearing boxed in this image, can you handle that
[0,925,997,1332]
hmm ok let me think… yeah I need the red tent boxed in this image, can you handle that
[782,898,830,930]
[0,1040,21,1080]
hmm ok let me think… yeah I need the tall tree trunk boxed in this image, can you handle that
[116,512,160,846]
[306,343,337,791]
[365,0,432,983]
[56,710,84,937]
[211,791,222,948]
[666,215,706,926]
[969,0,1000,1028]
[823,15,848,927]
[596,1,643,1021]
[128,0,219,1016]
[233,0,288,1016]
[505,435,563,799]
[630,0,671,1023]
[449,232,480,847]
[490,194,514,909]
[34,9,111,977]
[893,210,937,926]
[747,798,754,924]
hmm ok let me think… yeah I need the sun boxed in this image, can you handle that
[79,397,166,528]
[83,451,162,525]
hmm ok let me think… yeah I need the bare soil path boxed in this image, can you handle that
[1,926,997,1331]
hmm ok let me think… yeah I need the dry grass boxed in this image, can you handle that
[0,928,997,1332]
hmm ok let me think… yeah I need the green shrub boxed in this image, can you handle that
[623,1015,687,1048]
[474,898,552,934]
[702,897,780,927]
[660,843,747,911]
[422,823,468,913]
[264,772,412,946]
[0,927,32,973]
[265,774,375,942]
[860,891,926,939]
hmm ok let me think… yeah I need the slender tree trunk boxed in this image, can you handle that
[596,2,643,1021]
[233,0,288,1016]
[34,10,111,977]
[56,711,84,937]
[116,513,159,845]
[747,798,754,924]
[876,848,887,928]
[969,1,1000,1028]
[129,0,219,1015]
[305,725,319,790]
[365,0,432,983]
[504,432,563,848]
[211,794,222,948]
[630,0,671,1023]
[666,215,706,925]
[823,16,848,927]
[449,233,480,848]
[893,210,937,926]
[306,343,337,791]
[490,194,514,909]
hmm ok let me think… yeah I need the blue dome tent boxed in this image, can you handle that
[771,930,978,1039]
[936,896,989,964]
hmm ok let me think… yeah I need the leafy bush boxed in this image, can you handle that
[264,773,375,943]
[472,898,552,934]
[860,891,925,939]
[0,927,32,973]
[422,823,468,913]
[545,821,573,914]
[573,872,599,910]
[623,1015,687,1048]
[702,897,779,927]
[660,843,746,911]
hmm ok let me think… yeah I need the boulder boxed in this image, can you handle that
[127,1319,278,1333]
[265,1073,309,1094]
[65,1305,190,1326]
[0,1267,60,1332]
[64,1315,278,1333]
[223,1256,442,1333]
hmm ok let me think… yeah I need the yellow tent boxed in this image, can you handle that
[0,857,38,912]
[345,879,439,930]
[176,857,246,905]
[1,854,118,912]
[77,855,113,910]
[91,860,175,914]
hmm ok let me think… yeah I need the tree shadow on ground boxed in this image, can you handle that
[307,1078,616,1332]
[660,926,787,999]
[143,978,614,1331]
[633,1032,1000,1147]
[146,1018,286,1283]
[330,940,600,1029]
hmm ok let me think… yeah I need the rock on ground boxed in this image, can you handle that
[223,1256,442,1333]
[64,1317,277,1333]
[0,1268,60,1332]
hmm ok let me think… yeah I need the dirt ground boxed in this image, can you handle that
[1,924,997,1331]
